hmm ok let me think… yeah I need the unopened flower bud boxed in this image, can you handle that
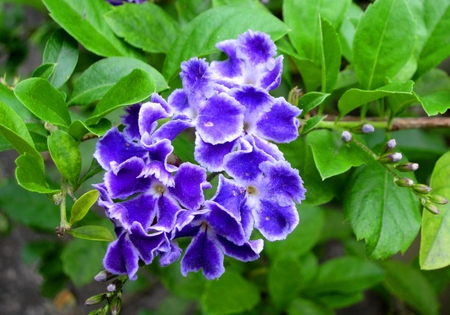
[378,152,402,164]
[94,270,115,282]
[412,184,432,194]
[85,294,106,306]
[167,153,182,167]
[341,131,352,142]
[429,194,448,205]
[107,284,116,292]
[288,86,303,106]
[423,201,440,215]
[110,297,121,315]
[380,139,397,155]
[361,123,375,134]
[395,163,419,172]
[395,178,414,187]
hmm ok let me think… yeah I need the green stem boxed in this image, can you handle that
[59,180,71,232]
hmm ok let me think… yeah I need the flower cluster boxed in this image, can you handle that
[94,30,306,280]
[106,0,146,5]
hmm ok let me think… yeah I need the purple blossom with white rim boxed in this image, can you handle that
[174,176,263,280]
[223,142,306,241]
[210,30,283,91]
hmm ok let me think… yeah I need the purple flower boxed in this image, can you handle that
[107,0,146,5]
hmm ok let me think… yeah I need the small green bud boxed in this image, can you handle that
[110,297,121,315]
[395,178,414,187]
[85,294,106,306]
[412,184,432,194]
[423,201,440,215]
[378,152,402,164]
[288,86,303,106]
[381,139,396,154]
[395,163,419,172]
[429,194,448,205]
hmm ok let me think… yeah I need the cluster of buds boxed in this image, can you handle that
[86,271,126,315]
[378,139,448,215]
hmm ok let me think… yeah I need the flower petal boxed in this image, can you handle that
[159,240,182,267]
[153,194,183,232]
[103,232,139,280]
[205,201,246,246]
[194,133,238,172]
[94,127,147,171]
[153,118,192,142]
[256,97,301,143]
[216,235,263,262]
[180,57,214,104]
[211,39,242,79]
[169,163,209,210]
[237,30,276,66]
[260,55,283,90]
[121,104,142,141]
[116,193,157,230]
[212,175,245,220]
[181,225,225,280]
[196,93,244,145]
[138,101,170,137]
[128,222,168,264]
[253,199,299,241]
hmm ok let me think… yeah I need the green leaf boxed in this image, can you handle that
[177,0,212,25]
[78,158,104,187]
[279,137,336,205]
[265,205,325,259]
[68,190,99,226]
[15,153,60,194]
[47,130,82,185]
[417,91,450,116]
[67,225,114,242]
[32,63,56,79]
[61,238,108,286]
[319,17,341,93]
[41,0,143,59]
[298,92,330,116]
[14,78,71,126]
[163,5,289,80]
[338,80,414,117]
[104,2,180,54]
[69,57,167,106]
[353,0,415,89]
[343,160,421,259]
[339,17,357,63]
[85,69,155,125]
[381,260,439,315]
[301,116,326,135]
[201,270,260,315]
[414,1,450,78]
[287,298,334,315]
[420,151,450,269]
[43,29,79,88]
[315,291,363,309]
[268,255,303,310]
[0,179,60,231]
[283,0,350,63]
[307,130,367,180]
[0,84,35,122]
[306,256,384,294]
[68,118,112,141]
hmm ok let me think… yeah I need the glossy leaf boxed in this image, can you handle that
[268,255,303,310]
[0,101,44,169]
[14,78,71,127]
[163,5,289,80]
[420,151,450,269]
[15,154,59,194]
[415,0,450,78]
[32,63,56,79]
[316,291,363,309]
[353,0,415,89]
[306,256,384,294]
[307,130,367,180]
[298,92,330,116]
[67,225,114,242]
[201,270,260,314]
[61,238,108,286]
[283,0,350,63]
[418,91,450,116]
[85,69,155,125]
[343,160,421,259]
[78,158,104,187]
[47,130,82,185]
[43,29,79,88]
[338,80,414,117]
[301,116,326,135]
[104,2,180,53]
[68,119,112,141]
[69,57,167,106]
[68,190,99,226]
[381,260,439,315]
[177,0,212,25]
[41,0,142,59]
[287,298,334,315]
[319,17,341,93]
